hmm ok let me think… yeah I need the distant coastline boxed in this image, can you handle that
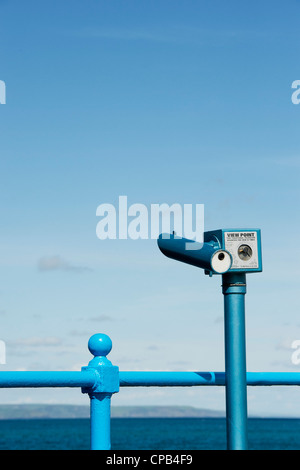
[0,405,225,420]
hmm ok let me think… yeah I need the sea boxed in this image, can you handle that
[0,418,300,450]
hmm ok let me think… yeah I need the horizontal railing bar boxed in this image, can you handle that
[1,371,300,389]
[119,372,300,387]
[247,372,300,386]
[119,371,225,386]
[0,371,97,388]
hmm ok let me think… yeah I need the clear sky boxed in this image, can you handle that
[0,0,300,417]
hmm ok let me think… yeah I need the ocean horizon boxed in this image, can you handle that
[0,417,300,450]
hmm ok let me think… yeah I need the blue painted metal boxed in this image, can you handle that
[119,371,300,387]
[1,369,300,390]
[120,371,225,386]
[0,371,96,388]
[204,229,263,273]
[81,333,119,450]
[157,233,232,274]
[157,230,263,450]
[89,392,112,450]
[157,229,262,276]
[222,272,248,450]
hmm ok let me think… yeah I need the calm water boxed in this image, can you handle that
[0,418,299,450]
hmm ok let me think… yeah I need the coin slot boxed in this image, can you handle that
[238,244,253,261]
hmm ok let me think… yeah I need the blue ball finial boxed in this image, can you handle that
[88,333,112,357]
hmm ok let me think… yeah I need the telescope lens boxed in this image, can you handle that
[211,250,232,274]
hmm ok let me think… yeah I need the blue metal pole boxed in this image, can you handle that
[222,273,248,450]
[90,392,112,450]
[81,334,119,451]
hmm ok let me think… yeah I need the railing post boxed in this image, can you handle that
[82,334,119,450]
[222,273,248,450]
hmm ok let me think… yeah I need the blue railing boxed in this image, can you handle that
[1,332,300,450]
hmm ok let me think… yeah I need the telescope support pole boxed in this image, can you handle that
[222,272,248,450]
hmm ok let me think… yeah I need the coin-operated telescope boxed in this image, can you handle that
[157,229,262,276]
[157,228,263,451]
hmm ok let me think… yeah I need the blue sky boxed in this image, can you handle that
[0,0,300,416]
